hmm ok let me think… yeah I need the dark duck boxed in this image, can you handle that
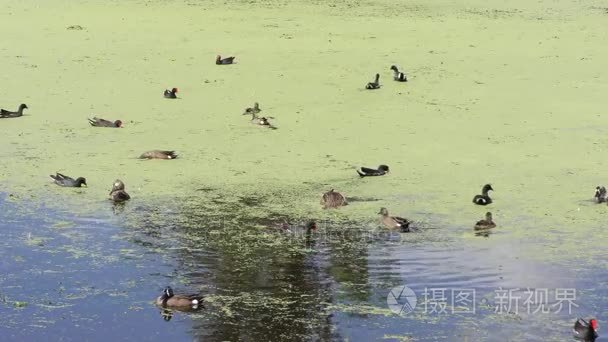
[109,179,130,202]
[50,172,87,187]
[474,212,496,230]
[573,318,598,341]
[378,207,412,232]
[595,186,607,203]
[0,104,28,118]
[164,88,178,99]
[88,117,123,127]
[390,65,408,82]
[155,287,204,311]
[472,184,493,205]
[357,165,389,177]
[365,73,381,89]
[216,55,235,65]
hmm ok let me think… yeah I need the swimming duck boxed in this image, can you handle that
[595,186,607,203]
[164,88,178,99]
[357,165,389,177]
[155,287,203,310]
[216,55,236,65]
[139,150,177,159]
[109,179,130,202]
[573,318,598,341]
[365,74,381,89]
[390,65,408,82]
[279,220,317,235]
[243,102,261,115]
[472,184,493,205]
[378,207,411,232]
[88,117,123,128]
[321,189,347,209]
[50,172,87,187]
[257,117,277,129]
[0,104,28,118]
[474,212,496,230]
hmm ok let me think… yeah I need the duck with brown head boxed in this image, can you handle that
[164,88,178,99]
[378,207,412,232]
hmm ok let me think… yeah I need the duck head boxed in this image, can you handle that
[216,55,222,63]
[162,286,175,299]
[375,73,380,81]
[595,186,606,198]
[485,212,493,221]
[76,177,87,187]
[482,184,493,193]
[378,165,390,172]
[378,207,389,216]
[171,88,178,94]
[19,104,28,111]
[114,120,123,127]
[390,65,399,72]
[112,179,126,191]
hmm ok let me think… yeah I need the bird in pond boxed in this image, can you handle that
[357,165,389,177]
[257,117,277,129]
[321,189,347,209]
[390,65,408,82]
[139,150,177,160]
[164,88,178,99]
[155,287,204,310]
[595,186,607,203]
[278,221,317,236]
[50,172,87,187]
[573,318,598,341]
[216,55,236,65]
[0,104,28,118]
[472,184,493,205]
[365,73,381,89]
[474,212,496,230]
[243,102,261,115]
[88,117,123,128]
[378,207,412,232]
[109,179,130,202]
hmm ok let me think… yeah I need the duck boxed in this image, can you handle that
[378,207,411,232]
[257,117,277,129]
[573,318,598,341]
[357,165,389,177]
[164,88,178,99]
[50,172,87,187]
[243,102,261,115]
[472,184,493,205]
[139,150,177,159]
[88,117,123,128]
[109,179,130,202]
[216,55,236,65]
[474,212,496,230]
[155,286,204,310]
[390,65,408,82]
[0,104,28,118]
[595,186,607,203]
[321,189,347,209]
[365,74,381,89]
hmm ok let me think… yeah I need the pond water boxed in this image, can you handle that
[0,193,605,341]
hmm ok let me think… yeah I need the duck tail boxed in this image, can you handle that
[88,118,96,126]
[356,169,366,177]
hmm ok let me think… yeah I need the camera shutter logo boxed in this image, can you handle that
[387,285,417,315]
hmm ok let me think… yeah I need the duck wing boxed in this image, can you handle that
[111,190,131,202]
